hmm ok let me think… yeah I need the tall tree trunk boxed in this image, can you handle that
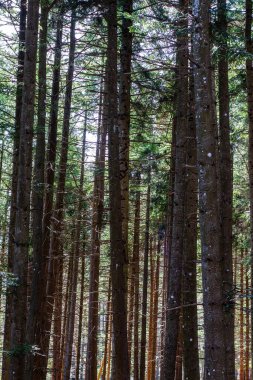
[10,0,40,377]
[86,77,107,380]
[160,117,176,379]
[119,0,133,278]
[150,238,161,380]
[182,70,200,380]
[38,12,76,376]
[193,0,226,376]
[106,1,130,377]
[32,11,63,375]
[217,0,235,377]
[163,0,188,375]
[245,0,253,373]
[2,1,26,377]
[133,173,141,380]
[25,4,48,377]
[63,123,86,380]
[140,166,151,380]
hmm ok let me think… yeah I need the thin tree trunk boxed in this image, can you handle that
[86,76,107,380]
[147,238,155,380]
[32,11,63,375]
[39,12,76,375]
[192,0,227,376]
[182,70,200,380]
[140,166,151,380]
[10,0,40,377]
[119,0,133,276]
[245,0,253,375]
[75,243,86,380]
[240,249,244,380]
[150,239,161,380]
[163,0,188,375]
[245,268,250,380]
[106,1,130,378]
[63,123,87,380]
[52,259,64,380]
[102,280,111,380]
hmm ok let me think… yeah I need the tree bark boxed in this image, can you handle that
[163,0,188,375]
[140,166,151,380]
[2,1,26,377]
[245,0,253,374]
[192,0,227,376]
[38,11,76,376]
[182,70,200,380]
[106,1,130,377]
[32,10,63,375]
[217,0,235,377]
[25,4,48,376]
[9,0,39,377]
[85,76,107,380]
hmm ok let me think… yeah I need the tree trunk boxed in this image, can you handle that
[217,0,235,377]
[75,242,86,380]
[106,1,130,377]
[32,10,63,375]
[245,0,253,374]
[192,0,227,376]
[119,0,133,277]
[38,11,76,376]
[140,166,151,380]
[63,123,86,380]
[2,1,26,377]
[10,0,40,377]
[25,4,48,376]
[86,76,107,379]
[163,0,188,375]
[182,70,200,380]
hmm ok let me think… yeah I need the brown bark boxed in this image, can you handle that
[38,12,76,376]
[63,122,87,380]
[119,0,133,270]
[140,166,151,380]
[102,280,111,380]
[2,1,26,377]
[245,0,253,374]
[52,260,64,380]
[32,10,63,375]
[147,238,155,380]
[132,173,141,380]
[192,0,227,376]
[106,1,130,377]
[239,250,244,380]
[85,77,107,379]
[25,4,48,376]
[163,0,188,375]
[10,0,40,377]
[75,241,86,380]
[182,70,200,380]
[245,269,250,380]
[217,0,235,377]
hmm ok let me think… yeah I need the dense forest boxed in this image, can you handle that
[0,0,253,379]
